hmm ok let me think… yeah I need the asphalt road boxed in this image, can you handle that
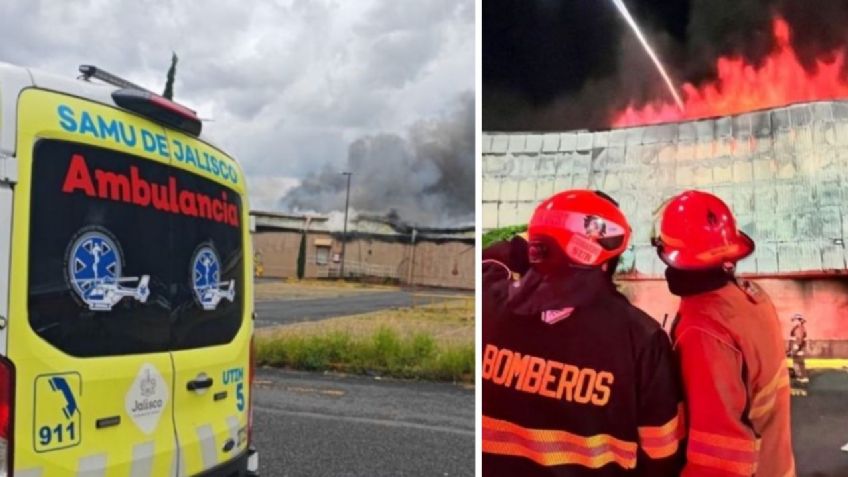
[251,368,475,477]
[792,370,848,477]
[254,290,466,328]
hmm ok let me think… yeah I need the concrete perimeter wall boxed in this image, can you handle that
[483,100,848,277]
[620,277,848,357]
[483,100,848,356]
[253,230,474,290]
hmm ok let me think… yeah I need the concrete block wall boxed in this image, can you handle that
[482,100,848,277]
[620,277,848,356]
[253,230,334,278]
[253,230,474,289]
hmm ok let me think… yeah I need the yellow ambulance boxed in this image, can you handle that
[0,63,259,476]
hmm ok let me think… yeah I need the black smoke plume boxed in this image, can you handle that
[483,0,848,131]
[279,93,474,226]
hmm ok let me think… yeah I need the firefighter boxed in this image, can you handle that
[789,313,809,383]
[652,190,795,477]
[482,190,684,477]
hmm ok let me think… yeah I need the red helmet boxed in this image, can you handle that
[652,190,754,270]
[528,190,631,267]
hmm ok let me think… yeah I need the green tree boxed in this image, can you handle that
[296,231,307,279]
[482,224,527,248]
[163,52,178,100]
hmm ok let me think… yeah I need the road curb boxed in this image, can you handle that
[786,358,848,370]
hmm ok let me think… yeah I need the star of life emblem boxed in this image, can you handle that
[67,229,150,311]
[191,245,235,310]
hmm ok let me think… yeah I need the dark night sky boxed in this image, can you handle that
[483,0,848,131]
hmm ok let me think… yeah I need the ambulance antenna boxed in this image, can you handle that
[78,65,156,95]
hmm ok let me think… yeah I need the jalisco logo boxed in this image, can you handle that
[130,368,164,414]
[126,363,168,435]
[482,344,614,406]
[62,154,240,228]
[130,397,164,413]
[139,369,157,398]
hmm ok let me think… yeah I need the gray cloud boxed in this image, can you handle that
[0,0,474,210]
[279,92,474,226]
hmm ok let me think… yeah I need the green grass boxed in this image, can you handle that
[255,327,474,383]
[482,224,527,248]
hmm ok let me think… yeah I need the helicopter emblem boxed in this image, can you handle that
[191,246,235,310]
[67,229,150,311]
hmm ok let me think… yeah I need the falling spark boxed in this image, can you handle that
[610,0,684,111]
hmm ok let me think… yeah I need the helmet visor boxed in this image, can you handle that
[531,209,627,247]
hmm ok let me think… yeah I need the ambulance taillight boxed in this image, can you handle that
[112,88,202,137]
[0,359,15,475]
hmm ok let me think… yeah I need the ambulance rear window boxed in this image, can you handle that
[27,139,244,357]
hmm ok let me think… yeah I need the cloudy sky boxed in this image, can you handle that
[0,0,474,212]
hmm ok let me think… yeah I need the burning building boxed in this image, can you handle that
[482,98,848,357]
[260,93,475,290]
[251,210,474,290]
[613,18,848,128]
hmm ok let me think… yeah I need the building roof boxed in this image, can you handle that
[250,210,474,243]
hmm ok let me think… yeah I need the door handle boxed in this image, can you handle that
[187,375,214,391]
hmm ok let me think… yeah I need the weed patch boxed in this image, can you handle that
[256,327,473,383]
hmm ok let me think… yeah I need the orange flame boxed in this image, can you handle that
[612,18,848,128]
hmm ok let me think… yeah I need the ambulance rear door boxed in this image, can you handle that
[165,131,252,475]
[9,89,179,476]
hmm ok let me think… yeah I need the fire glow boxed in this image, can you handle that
[613,18,848,128]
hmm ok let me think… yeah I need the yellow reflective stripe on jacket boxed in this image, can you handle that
[638,403,685,459]
[749,367,790,420]
[482,415,638,469]
[688,429,760,475]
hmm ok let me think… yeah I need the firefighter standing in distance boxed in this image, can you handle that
[789,313,809,383]
[652,190,795,477]
[482,189,684,477]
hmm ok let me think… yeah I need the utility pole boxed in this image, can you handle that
[340,171,352,279]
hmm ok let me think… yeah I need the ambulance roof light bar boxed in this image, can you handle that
[78,64,202,137]
[78,65,152,94]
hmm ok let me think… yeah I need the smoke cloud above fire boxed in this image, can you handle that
[483,0,848,131]
[279,93,474,226]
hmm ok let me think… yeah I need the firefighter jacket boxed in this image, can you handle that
[482,239,685,477]
[671,279,796,477]
[790,324,807,356]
